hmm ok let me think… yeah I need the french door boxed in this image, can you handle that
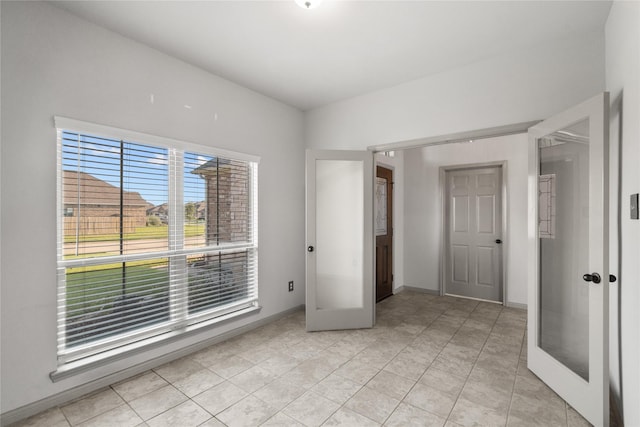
[305,150,375,331]
[528,93,610,426]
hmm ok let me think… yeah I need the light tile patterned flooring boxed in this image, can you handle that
[12,291,591,427]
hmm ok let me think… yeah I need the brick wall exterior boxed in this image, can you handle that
[204,166,249,245]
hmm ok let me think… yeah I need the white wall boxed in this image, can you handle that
[0,1,305,416]
[403,135,528,306]
[305,31,605,151]
[606,1,640,425]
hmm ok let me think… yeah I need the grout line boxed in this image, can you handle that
[373,300,486,424]
[14,295,538,427]
[60,407,72,427]
[505,317,527,427]
[441,304,503,425]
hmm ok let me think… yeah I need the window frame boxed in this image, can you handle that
[54,117,260,370]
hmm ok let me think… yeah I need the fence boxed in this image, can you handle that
[64,216,141,236]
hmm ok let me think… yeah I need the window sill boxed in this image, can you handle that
[50,304,261,382]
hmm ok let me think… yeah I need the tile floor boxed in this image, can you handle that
[11,291,591,427]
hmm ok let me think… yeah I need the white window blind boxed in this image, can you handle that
[56,123,258,364]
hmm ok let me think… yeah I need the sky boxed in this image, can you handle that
[61,131,209,206]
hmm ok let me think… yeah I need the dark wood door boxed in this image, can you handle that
[375,166,393,302]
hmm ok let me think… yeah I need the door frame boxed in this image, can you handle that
[439,161,508,305]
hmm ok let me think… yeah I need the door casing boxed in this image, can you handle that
[439,161,509,304]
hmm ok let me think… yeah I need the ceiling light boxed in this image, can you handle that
[295,0,323,10]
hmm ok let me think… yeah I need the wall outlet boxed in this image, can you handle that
[288,281,294,292]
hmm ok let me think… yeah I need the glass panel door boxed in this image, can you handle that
[305,150,374,331]
[528,93,609,427]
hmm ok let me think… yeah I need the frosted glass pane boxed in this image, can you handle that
[538,118,590,381]
[316,160,363,310]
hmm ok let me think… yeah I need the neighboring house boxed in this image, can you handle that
[191,158,249,245]
[146,203,168,217]
[63,170,148,234]
[146,203,169,224]
[146,202,206,222]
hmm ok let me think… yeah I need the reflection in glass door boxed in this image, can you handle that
[538,118,590,380]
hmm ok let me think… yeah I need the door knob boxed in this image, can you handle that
[307,246,314,253]
[582,273,602,284]
[495,239,502,244]
[609,274,617,283]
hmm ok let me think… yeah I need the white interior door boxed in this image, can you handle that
[445,167,503,302]
[528,92,610,427]
[305,150,374,331]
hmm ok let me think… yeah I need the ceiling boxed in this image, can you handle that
[52,1,612,111]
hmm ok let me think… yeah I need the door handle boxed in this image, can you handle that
[307,245,314,253]
[609,274,617,283]
[495,239,502,244]
[582,273,601,284]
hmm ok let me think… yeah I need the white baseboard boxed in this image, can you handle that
[397,285,527,311]
[505,301,527,310]
[395,285,440,295]
[0,305,304,427]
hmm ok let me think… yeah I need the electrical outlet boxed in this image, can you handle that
[288,281,294,292]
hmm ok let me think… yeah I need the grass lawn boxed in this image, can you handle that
[66,259,169,316]
[64,223,205,243]
[64,256,248,345]
[64,223,206,316]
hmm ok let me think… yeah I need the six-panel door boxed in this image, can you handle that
[445,167,503,302]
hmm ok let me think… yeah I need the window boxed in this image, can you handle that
[56,118,259,365]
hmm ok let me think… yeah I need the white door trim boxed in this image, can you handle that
[439,161,508,305]
[368,121,540,153]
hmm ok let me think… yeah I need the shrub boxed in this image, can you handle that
[146,215,161,226]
